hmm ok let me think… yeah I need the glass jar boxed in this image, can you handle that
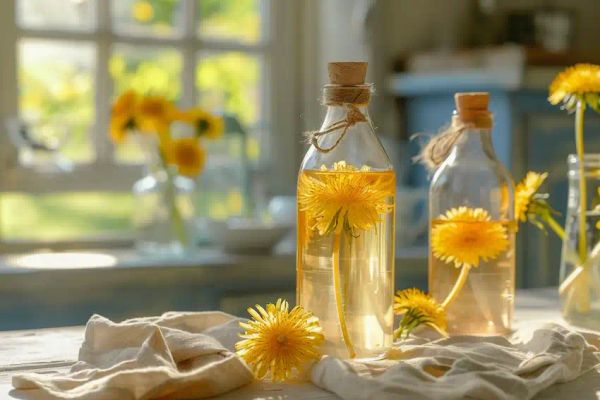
[429,92,515,335]
[133,163,196,256]
[559,154,600,330]
[296,62,396,359]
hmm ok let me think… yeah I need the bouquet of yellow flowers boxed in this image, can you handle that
[110,90,223,177]
[110,90,224,254]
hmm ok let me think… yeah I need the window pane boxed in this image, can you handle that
[197,0,267,44]
[17,0,96,31]
[112,0,184,37]
[19,40,95,162]
[110,44,183,162]
[1,192,132,241]
[196,52,264,161]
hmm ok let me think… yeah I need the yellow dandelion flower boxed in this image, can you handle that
[297,162,394,236]
[236,299,324,382]
[109,90,139,142]
[549,64,600,111]
[132,0,154,22]
[177,107,224,139]
[166,137,206,177]
[137,95,175,132]
[394,288,447,338]
[515,171,548,222]
[431,207,509,268]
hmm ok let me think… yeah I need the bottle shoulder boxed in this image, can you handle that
[299,122,393,171]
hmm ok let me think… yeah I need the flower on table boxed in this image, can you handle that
[165,137,206,177]
[549,63,600,112]
[431,207,509,268]
[297,161,395,236]
[393,288,447,339]
[236,299,324,382]
[177,107,224,139]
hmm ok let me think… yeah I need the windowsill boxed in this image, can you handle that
[0,245,427,275]
[0,245,428,330]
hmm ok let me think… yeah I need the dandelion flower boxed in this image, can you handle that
[178,107,224,139]
[515,171,548,222]
[132,0,154,22]
[236,299,324,382]
[431,207,509,268]
[109,90,139,142]
[166,137,206,177]
[297,162,394,236]
[549,64,600,111]
[394,288,447,338]
[137,95,175,132]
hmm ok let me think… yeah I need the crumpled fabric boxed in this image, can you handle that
[311,323,600,400]
[13,312,253,400]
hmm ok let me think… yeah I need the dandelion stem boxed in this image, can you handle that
[545,214,566,240]
[574,101,590,312]
[441,265,471,310]
[575,101,587,263]
[332,232,355,358]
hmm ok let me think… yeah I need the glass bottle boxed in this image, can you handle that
[133,161,196,256]
[297,62,396,359]
[559,154,600,330]
[429,92,515,335]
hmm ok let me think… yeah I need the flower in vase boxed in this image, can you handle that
[394,288,447,338]
[109,90,139,142]
[549,64,600,112]
[136,95,176,132]
[166,137,206,177]
[515,172,548,222]
[236,299,324,382]
[177,107,224,139]
[431,207,509,268]
[297,161,394,236]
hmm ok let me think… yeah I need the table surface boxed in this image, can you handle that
[1,288,599,400]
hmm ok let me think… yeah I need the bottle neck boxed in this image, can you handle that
[321,104,370,127]
[449,127,496,161]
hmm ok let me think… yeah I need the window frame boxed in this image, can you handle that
[0,0,301,246]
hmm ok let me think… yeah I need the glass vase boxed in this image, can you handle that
[296,62,395,359]
[133,163,196,256]
[559,154,600,329]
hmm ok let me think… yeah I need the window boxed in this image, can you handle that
[0,0,296,244]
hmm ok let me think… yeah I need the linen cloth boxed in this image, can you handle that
[311,323,600,400]
[12,312,253,400]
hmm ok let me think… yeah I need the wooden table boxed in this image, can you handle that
[1,288,599,399]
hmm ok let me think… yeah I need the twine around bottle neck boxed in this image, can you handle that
[417,113,493,170]
[305,85,372,153]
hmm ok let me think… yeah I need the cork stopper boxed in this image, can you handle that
[454,92,492,128]
[323,62,371,105]
[328,62,367,85]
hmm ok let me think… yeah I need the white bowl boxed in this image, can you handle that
[208,218,290,253]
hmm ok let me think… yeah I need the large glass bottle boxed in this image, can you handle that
[429,92,515,335]
[297,62,396,359]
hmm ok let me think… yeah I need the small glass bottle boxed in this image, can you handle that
[428,92,515,335]
[297,62,396,359]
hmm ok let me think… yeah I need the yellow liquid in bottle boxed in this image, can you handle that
[297,169,395,358]
[429,218,516,335]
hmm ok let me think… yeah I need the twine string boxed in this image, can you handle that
[305,104,367,153]
[416,122,474,170]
